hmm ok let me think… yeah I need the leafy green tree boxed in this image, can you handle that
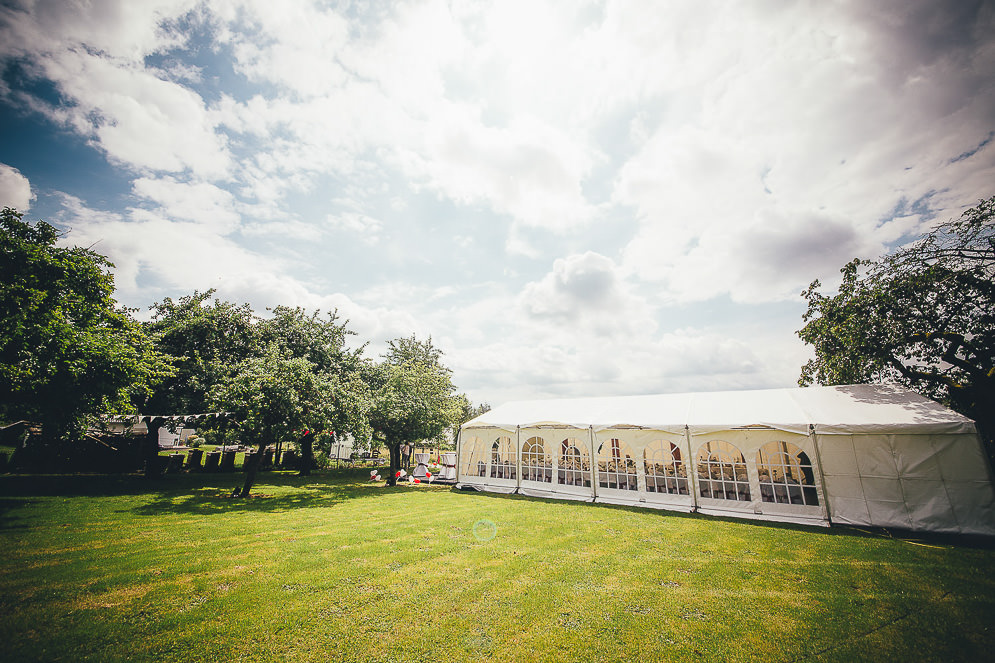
[0,207,173,443]
[798,195,995,456]
[258,306,365,375]
[256,306,367,472]
[142,289,259,415]
[144,295,371,476]
[367,336,464,486]
[213,345,370,496]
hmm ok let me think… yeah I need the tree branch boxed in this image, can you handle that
[907,332,986,378]
[885,356,962,391]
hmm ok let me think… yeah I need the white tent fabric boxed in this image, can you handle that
[458,385,995,535]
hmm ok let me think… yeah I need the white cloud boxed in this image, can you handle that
[132,176,239,233]
[240,219,323,242]
[3,0,993,407]
[0,1,229,178]
[0,0,197,62]
[216,0,351,98]
[53,193,415,348]
[206,0,604,234]
[613,0,995,303]
[520,252,653,334]
[410,113,598,232]
[58,55,230,177]
[0,163,33,210]
[325,212,382,244]
[448,323,773,405]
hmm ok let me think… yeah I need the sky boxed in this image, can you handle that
[1,0,993,407]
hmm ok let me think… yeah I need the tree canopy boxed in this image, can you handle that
[142,289,258,415]
[0,207,172,442]
[798,195,995,453]
[258,306,365,376]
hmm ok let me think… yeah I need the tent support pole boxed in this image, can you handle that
[684,425,699,513]
[515,426,522,494]
[454,428,462,485]
[808,425,833,526]
[590,426,598,503]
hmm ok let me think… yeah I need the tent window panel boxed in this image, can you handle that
[598,438,638,491]
[462,437,487,477]
[757,441,819,506]
[558,438,591,487]
[644,441,689,495]
[522,437,552,483]
[490,436,517,480]
[696,440,751,501]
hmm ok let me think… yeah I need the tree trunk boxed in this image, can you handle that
[143,417,165,479]
[385,442,400,486]
[298,432,315,476]
[235,440,268,497]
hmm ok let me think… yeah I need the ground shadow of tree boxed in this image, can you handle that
[0,468,424,518]
[130,481,379,516]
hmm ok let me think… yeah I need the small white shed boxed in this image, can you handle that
[457,385,995,535]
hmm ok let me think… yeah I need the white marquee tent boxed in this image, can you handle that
[457,384,995,535]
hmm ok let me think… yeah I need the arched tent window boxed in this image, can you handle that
[558,438,591,487]
[696,440,751,501]
[756,441,819,506]
[490,436,516,480]
[598,438,638,491]
[644,440,688,495]
[461,436,487,477]
[522,436,552,482]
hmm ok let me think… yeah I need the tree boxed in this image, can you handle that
[798,195,995,457]
[256,306,367,472]
[212,345,370,497]
[367,336,464,486]
[0,207,173,443]
[142,290,259,415]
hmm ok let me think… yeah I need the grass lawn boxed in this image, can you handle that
[1,470,993,662]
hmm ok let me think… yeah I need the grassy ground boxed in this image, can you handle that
[1,470,993,663]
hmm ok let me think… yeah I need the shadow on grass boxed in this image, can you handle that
[130,481,377,516]
[0,473,176,497]
[0,468,418,518]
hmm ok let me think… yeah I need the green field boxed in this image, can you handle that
[1,469,993,662]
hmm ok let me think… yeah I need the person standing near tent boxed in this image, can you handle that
[401,442,411,470]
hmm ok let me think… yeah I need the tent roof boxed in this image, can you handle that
[462,384,976,436]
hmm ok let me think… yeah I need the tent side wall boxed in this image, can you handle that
[689,428,828,526]
[458,386,995,535]
[461,425,832,525]
[817,431,995,535]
